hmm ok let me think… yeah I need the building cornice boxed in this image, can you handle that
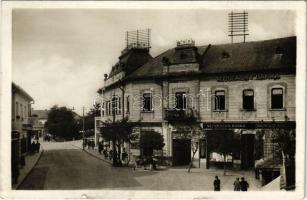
[102,67,295,93]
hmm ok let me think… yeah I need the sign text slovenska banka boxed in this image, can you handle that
[202,122,295,129]
[217,73,280,82]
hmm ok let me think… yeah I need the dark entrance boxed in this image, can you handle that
[241,134,255,169]
[172,139,191,166]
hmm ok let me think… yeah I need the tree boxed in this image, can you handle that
[100,117,133,166]
[166,108,200,173]
[272,118,295,189]
[46,105,79,141]
[207,130,234,175]
[139,131,165,157]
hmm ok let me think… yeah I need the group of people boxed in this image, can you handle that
[30,140,40,154]
[82,139,95,150]
[214,176,249,191]
[43,134,51,142]
[97,142,129,165]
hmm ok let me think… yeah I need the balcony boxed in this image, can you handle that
[164,108,197,123]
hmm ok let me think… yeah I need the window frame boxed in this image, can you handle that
[174,92,187,110]
[242,89,255,111]
[271,88,284,109]
[214,90,226,111]
[142,92,153,112]
[16,102,19,119]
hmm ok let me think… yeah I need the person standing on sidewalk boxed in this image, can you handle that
[240,177,249,191]
[36,141,41,153]
[233,178,241,191]
[213,176,221,191]
[98,142,103,154]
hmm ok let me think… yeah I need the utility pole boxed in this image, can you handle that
[112,93,117,166]
[82,106,85,150]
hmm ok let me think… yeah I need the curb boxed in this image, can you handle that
[15,149,44,190]
[71,144,113,165]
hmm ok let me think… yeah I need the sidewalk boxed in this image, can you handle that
[71,140,113,165]
[12,149,44,189]
[72,140,262,190]
[165,165,262,190]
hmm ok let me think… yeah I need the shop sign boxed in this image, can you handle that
[202,122,295,129]
[172,131,192,139]
[217,73,280,82]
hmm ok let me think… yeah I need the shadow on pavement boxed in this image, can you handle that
[18,166,49,190]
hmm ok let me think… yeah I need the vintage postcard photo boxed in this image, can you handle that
[0,1,306,199]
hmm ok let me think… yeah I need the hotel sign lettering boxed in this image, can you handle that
[217,73,280,82]
[202,122,295,129]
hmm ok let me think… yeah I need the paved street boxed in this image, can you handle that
[19,141,262,190]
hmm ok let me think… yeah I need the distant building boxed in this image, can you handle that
[31,109,49,138]
[11,82,34,169]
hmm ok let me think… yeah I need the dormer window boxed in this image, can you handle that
[162,57,170,66]
[275,47,284,54]
[180,52,188,59]
[222,51,230,58]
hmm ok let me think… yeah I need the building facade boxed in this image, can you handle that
[11,82,34,171]
[95,36,296,182]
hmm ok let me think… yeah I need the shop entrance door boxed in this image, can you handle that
[241,134,255,169]
[172,139,191,166]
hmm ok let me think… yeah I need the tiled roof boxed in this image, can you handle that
[12,82,34,101]
[108,48,152,78]
[128,36,296,79]
[32,110,49,119]
[200,36,296,74]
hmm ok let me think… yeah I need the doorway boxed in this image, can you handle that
[172,139,191,166]
[241,134,255,169]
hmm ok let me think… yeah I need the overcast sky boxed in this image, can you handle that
[12,9,295,115]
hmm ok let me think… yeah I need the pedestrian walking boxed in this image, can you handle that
[133,157,138,170]
[109,150,113,160]
[122,148,128,164]
[103,148,108,159]
[31,141,36,154]
[98,142,103,154]
[82,139,86,150]
[240,177,249,191]
[233,177,241,191]
[213,176,221,191]
[36,141,41,153]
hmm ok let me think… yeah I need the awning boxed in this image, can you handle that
[255,157,282,170]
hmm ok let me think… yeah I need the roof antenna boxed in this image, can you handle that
[123,29,151,55]
[228,11,249,43]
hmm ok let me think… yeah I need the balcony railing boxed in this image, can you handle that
[164,108,197,123]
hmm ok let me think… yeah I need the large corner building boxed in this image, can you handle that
[95,36,296,184]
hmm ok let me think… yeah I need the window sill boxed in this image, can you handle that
[269,108,287,111]
[213,110,228,112]
[240,109,257,112]
[141,110,154,113]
